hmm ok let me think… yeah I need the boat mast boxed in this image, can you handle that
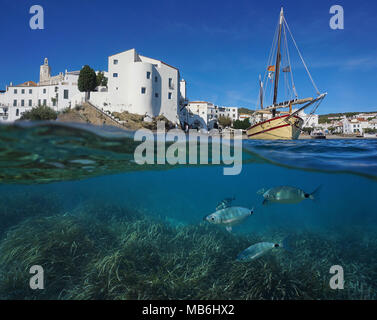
[259,75,264,109]
[273,7,284,108]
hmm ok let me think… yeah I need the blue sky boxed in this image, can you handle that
[0,0,376,114]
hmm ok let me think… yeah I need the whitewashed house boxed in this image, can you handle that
[185,101,239,129]
[90,48,186,124]
[298,110,319,128]
[238,113,253,121]
[216,106,238,122]
[186,101,212,129]
[368,119,377,130]
[343,118,369,134]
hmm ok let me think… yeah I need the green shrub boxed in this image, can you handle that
[233,118,251,130]
[364,128,377,134]
[218,116,232,128]
[19,105,58,121]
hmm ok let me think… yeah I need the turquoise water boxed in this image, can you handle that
[0,122,376,300]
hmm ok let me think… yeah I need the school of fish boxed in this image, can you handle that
[203,185,321,262]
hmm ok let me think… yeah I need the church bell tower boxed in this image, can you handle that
[39,58,51,84]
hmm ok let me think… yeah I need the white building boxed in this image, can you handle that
[90,48,186,124]
[368,119,377,130]
[0,58,81,122]
[186,101,212,129]
[298,110,319,128]
[354,113,377,120]
[238,113,252,121]
[185,101,238,129]
[343,118,369,134]
[215,106,238,122]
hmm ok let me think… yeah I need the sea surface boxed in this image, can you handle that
[0,121,376,300]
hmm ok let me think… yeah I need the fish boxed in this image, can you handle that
[236,238,291,262]
[258,185,321,205]
[204,206,254,232]
[215,196,236,211]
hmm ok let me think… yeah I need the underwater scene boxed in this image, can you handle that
[0,122,377,300]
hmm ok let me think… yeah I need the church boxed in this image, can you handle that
[0,58,81,122]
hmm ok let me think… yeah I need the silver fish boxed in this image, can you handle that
[204,206,254,232]
[236,240,288,262]
[258,185,321,205]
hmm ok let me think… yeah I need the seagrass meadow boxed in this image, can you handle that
[0,123,377,300]
[0,192,376,300]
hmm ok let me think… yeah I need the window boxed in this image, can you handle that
[64,90,69,99]
[168,78,173,88]
[21,100,24,107]
[21,89,25,94]
[168,92,172,100]
[114,59,118,65]
[29,89,32,94]
[147,71,151,79]
[38,99,41,105]
[28,100,32,107]
[16,109,19,116]
[43,99,47,105]
[55,87,58,92]
[155,92,159,98]
[113,73,118,78]
[141,87,146,94]
[13,100,17,106]
[43,88,46,94]
[154,76,158,82]
[53,99,56,106]
[14,89,17,94]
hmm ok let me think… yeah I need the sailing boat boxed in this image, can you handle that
[247,7,326,140]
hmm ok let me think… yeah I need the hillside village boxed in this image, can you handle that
[317,112,377,135]
[0,49,376,136]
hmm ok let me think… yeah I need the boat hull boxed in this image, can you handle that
[247,114,304,140]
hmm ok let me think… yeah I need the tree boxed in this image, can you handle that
[19,105,58,121]
[218,116,232,128]
[233,118,251,130]
[96,71,108,87]
[328,126,336,133]
[78,65,97,101]
[302,127,313,135]
[364,128,377,134]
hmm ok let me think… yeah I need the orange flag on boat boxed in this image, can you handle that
[267,65,275,72]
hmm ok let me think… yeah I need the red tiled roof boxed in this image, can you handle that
[14,81,38,87]
[189,101,209,104]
